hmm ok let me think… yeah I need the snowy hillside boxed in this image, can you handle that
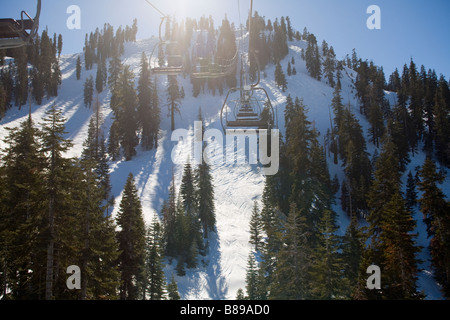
[0,34,448,300]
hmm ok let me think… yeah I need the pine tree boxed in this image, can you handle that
[378,191,422,299]
[84,76,94,108]
[367,136,402,239]
[0,117,44,299]
[13,46,28,108]
[116,173,146,300]
[323,46,336,88]
[341,215,364,299]
[40,104,74,300]
[249,201,263,252]
[274,62,287,92]
[76,56,82,80]
[167,75,181,131]
[167,274,180,300]
[108,46,123,92]
[111,65,139,161]
[309,210,345,300]
[143,217,166,300]
[180,162,196,213]
[245,253,260,300]
[77,158,120,300]
[137,52,151,147]
[194,158,216,239]
[95,62,104,93]
[434,75,450,166]
[235,288,245,300]
[305,33,321,80]
[405,171,417,211]
[417,158,450,298]
[162,175,178,258]
[57,34,63,61]
[364,136,422,299]
[270,204,312,299]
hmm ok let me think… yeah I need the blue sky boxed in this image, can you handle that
[2,0,450,79]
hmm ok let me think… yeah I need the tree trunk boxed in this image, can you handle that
[45,194,55,300]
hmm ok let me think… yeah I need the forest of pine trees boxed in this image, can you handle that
[1,11,449,301]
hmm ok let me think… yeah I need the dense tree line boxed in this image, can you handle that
[352,53,450,168]
[162,126,216,276]
[0,107,179,300]
[0,29,62,117]
[240,75,450,300]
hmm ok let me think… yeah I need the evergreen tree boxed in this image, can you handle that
[57,34,63,61]
[194,157,216,239]
[235,288,245,300]
[364,136,422,299]
[167,274,180,300]
[323,46,336,88]
[108,46,123,92]
[162,174,178,258]
[274,62,287,92]
[405,171,417,211]
[167,75,181,131]
[138,52,159,151]
[77,158,120,300]
[245,253,260,300]
[95,62,104,93]
[180,162,196,214]
[76,56,82,80]
[143,217,166,300]
[84,76,94,108]
[13,46,28,108]
[417,158,450,298]
[309,210,345,300]
[270,204,312,299]
[39,104,74,300]
[305,33,321,80]
[111,65,139,161]
[378,191,422,299]
[0,117,44,299]
[249,201,263,252]
[341,215,364,299]
[434,75,450,166]
[116,173,146,300]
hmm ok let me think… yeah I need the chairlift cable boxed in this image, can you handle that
[144,0,167,18]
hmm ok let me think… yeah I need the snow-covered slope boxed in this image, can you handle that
[0,35,447,300]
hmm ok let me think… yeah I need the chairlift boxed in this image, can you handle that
[0,0,41,50]
[220,85,276,131]
[145,0,184,76]
[191,48,238,79]
[219,0,276,132]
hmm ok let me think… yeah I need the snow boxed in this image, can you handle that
[0,35,448,300]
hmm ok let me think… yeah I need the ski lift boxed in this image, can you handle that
[145,0,184,75]
[220,85,275,131]
[149,16,184,75]
[0,0,41,50]
[191,48,238,79]
[219,0,276,132]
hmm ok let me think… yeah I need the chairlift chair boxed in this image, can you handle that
[0,0,41,50]
[220,86,276,131]
[191,48,238,79]
[149,16,185,75]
